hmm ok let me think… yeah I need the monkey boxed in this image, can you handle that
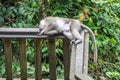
[38,17,97,62]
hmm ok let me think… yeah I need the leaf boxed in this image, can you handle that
[103,13,110,22]
[32,2,37,8]
[97,21,101,26]
[2,7,6,14]
[106,72,120,78]
[27,15,34,22]
[99,76,106,80]
[79,13,85,21]
[1,65,5,75]
[42,47,48,53]
[17,23,23,28]
[19,7,25,15]
[0,18,4,23]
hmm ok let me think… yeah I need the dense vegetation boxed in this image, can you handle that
[0,0,120,79]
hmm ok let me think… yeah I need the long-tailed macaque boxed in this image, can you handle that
[38,17,97,62]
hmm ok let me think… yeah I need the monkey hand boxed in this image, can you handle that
[37,32,42,36]
[37,30,45,36]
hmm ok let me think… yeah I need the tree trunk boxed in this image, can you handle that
[39,0,47,18]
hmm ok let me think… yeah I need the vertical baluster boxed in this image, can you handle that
[83,31,89,74]
[34,39,42,80]
[19,38,27,80]
[3,38,12,80]
[69,44,76,80]
[48,39,56,80]
[75,31,84,75]
[63,39,70,80]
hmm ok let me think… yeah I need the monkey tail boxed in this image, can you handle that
[81,24,98,62]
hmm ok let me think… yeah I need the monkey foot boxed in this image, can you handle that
[70,39,82,45]
[74,40,82,45]
[70,39,76,45]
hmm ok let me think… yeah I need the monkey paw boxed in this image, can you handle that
[37,32,43,36]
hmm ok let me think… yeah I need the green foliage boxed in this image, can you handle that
[0,0,120,79]
[0,0,40,28]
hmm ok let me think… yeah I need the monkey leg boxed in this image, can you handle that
[63,31,74,40]
[71,29,83,45]
[44,30,58,36]
[63,31,77,45]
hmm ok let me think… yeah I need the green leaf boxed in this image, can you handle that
[19,7,25,15]
[103,13,110,22]
[42,47,48,53]
[27,15,34,22]
[0,18,4,23]
[97,21,101,26]
[2,7,6,14]
[106,72,120,78]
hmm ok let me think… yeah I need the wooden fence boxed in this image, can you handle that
[0,28,92,80]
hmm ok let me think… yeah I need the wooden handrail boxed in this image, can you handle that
[0,28,65,38]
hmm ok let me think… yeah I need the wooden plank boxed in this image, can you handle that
[75,31,84,75]
[0,28,65,39]
[19,38,27,80]
[48,39,56,80]
[75,74,93,80]
[0,78,63,80]
[69,44,76,80]
[3,38,12,80]
[63,39,70,80]
[0,28,39,33]
[0,34,65,39]
[34,39,42,80]
[83,32,89,74]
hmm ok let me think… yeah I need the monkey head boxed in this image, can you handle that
[39,19,45,31]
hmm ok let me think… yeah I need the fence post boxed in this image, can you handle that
[3,38,12,80]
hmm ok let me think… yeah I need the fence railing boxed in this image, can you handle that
[0,28,92,80]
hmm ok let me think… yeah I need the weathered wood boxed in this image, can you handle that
[75,74,93,80]
[19,38,27,80]
[75,31,84,75]
[0,28,65,39]
[34,39,42,80]
[3,39,12,80]
[48,39,56,80]
[0,28,39,33]
[83,32,89,74]
[69,44,76,80]
[63,39,70,80]
[0,35,65,38]
[0,78,63,80]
